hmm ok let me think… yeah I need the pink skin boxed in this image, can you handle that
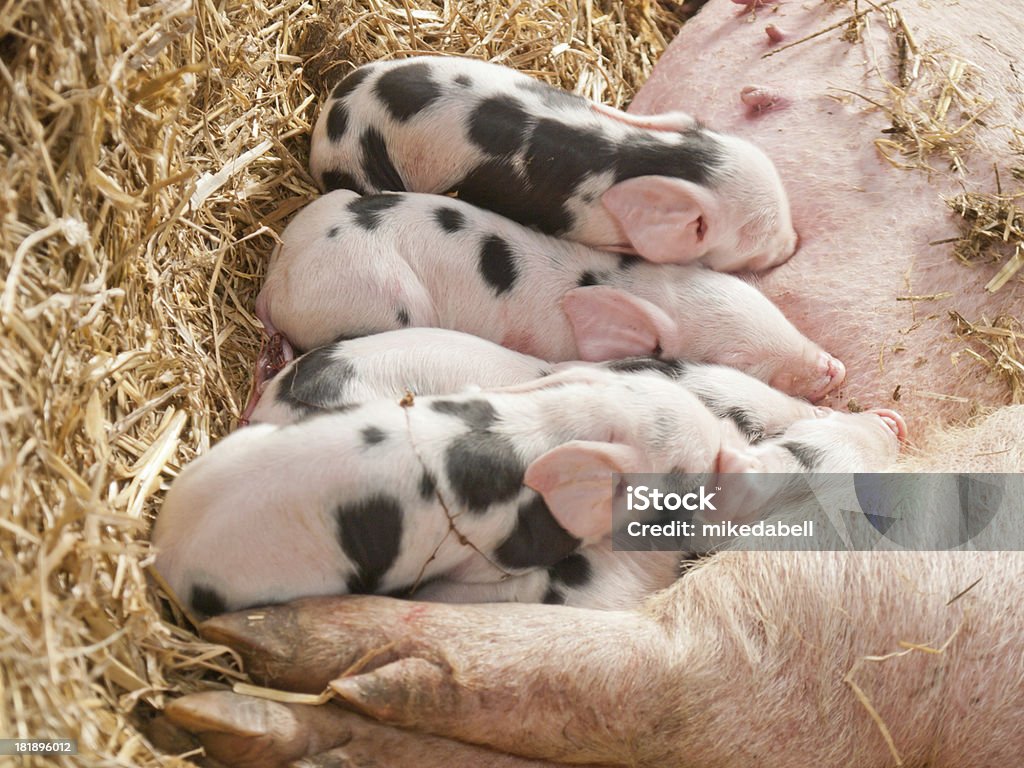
[239,293,296,426]
[630,0,1024,436]
[765,24,786,42]
[740,84,788,115]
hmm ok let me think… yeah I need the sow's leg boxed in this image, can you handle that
[631,0,1023,431]
[163,692,581,768]
[191,551,1024,767]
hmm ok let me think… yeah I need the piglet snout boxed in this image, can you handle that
[867,408,908,443]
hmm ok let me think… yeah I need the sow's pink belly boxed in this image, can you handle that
[630,0,1023,432]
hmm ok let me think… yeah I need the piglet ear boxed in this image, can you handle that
[562,286,678,362]
[601,176,717,264]
[591,103,698,133]
[705,444,769,525]
[525,440,643,541]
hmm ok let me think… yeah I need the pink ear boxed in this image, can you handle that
[591,103,697,132]
[562,286,678,362]
[525,441,644,541]
[706,443,770,524]
[601,176,717,264]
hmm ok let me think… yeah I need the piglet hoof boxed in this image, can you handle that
[740,85,789,116]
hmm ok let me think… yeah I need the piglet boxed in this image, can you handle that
[153,367,749,617]
[257,191,844,401]
[309,56,797,272]
[247,328,825,440]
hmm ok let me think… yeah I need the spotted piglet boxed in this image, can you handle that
[152,367,751,617]
[309,56,797,272]
[247,328,825,442]
[256,191,844,401]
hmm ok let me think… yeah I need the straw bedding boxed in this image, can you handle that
[0,0,1020,766]
[0,0,690,765]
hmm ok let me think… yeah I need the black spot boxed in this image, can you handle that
[430,398,497,430]
[548,552,592,588]
[455,159,570,233]
[468,96,531,156]
[419,470,437,500]
[513,78,587,109]
[375,61,441,122]
[361,425,387,446]
[434,206,466,233]
[577,270,600,288]
[330,66,373,102]
[612,129,723,186]
[276,346,353,415]
[604,357,688,377]
[396,307,410,326]
[618,254,643,270]
[495,494,581,569]
[723,407,763,441]
[321,170,364,194]
[347,193,403,230]
[327,225,340,238]
[478,234,518,295]
[360,128,406,191]
[781,441,826,470]
[454,73,472,87]
[445,431,524,513]
[336,495,404,593]
[190,584,227,616]
[542,586,566,604]
[326,100,350,142]
[523,119,618,226]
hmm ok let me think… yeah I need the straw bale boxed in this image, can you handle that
[0,0,691,765]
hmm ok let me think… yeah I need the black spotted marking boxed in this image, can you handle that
[468,96,531,156]
[604,357,688,378]
[326,100,350,142]
[360,128,406,191]
[330,66,373,102]
[419,470,437,500]
[548,552,592,588]
[576,270,600,288]
[478,235,519,295]
[361,425,387,446]
[495,494,580,569]
[454,73,472,87]
[190,584,227,616]
[336,495,404,593]
[444,431,524,513]
[430,398,497,430]
[321,170,365,194]
[513,78,587,109]
[275,346,353,416]
[617,254,643,270]
[347,193,403,230]
[723,407,763,441]
[375,61,442,122]
[327,225,340,238]
[542,586,566,604]
[781,441,826,470]
[454,158,575,234]
[612,128,723,186]
[434,206,466,233]
[396,307,410,327]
